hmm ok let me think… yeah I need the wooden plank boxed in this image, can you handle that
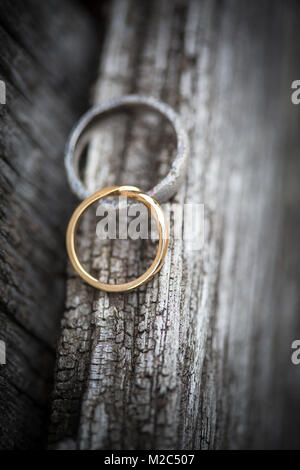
[0,0,99,449]
[49,0,300,449]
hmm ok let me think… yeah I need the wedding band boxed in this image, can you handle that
[66,185,169,293]
[65,95,189,204]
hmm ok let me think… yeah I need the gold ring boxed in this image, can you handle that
[66,185,169,293]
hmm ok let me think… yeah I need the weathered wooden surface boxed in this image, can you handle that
[48,0,300,449]
[0,0,98,449]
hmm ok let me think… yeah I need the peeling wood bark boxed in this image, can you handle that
[49,0,300,449]
[0,0,98,449]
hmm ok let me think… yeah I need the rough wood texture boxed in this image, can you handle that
[0,0,98,449]
[49,0,300,449]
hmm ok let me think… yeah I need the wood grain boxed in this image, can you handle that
[48,0,300,449]
[0,0,98,449]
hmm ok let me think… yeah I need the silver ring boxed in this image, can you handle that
[65,95,189,203]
